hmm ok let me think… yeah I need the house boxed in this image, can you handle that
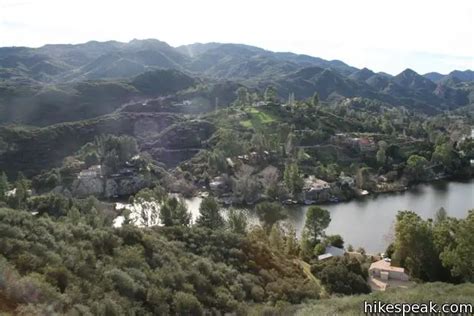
[78,165,102,179]
[119,168,134,176]
[5,188,32,197]
[304,176,330,191]
[317,246,346,261]
[253,101,268,107]
[209,176,228,194]
[356,137,376,152]
[303,176,330,201]
[369,259,409,281]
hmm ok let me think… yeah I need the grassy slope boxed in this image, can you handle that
[296,282,474,316]
[240,108,277,129]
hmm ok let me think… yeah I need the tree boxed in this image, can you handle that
[208,150,227,174]
[196,197,224,229]
[227,208,247,234]
[406,155,429,180]
[264,85,277,102]
[283,163,303,196]
[255,202,286,230]
[392,211,443,281]
[432,143,454,169]
[284,225,299,256]
[313,243,326,256]
[376,148,386,166]
[288,92,295,107]
[269,224,284,251]
[355,167,373,190]
[435,207,447,223]
[311,92,319,107]
[160,197,191,227]
[173,292,203,316]
[314,258,370,295]
[326,234,344,248]
[233,174,260,204]
[261,167,280,200]
[235,87,249,106]
[84,152,100,167]
[9,172,29,209]
[103,149,120,175]
[440,210,474,282]
[285,132,296,155]
[0,137,7,154]
[0,171,9,201]
[356,247,366,256]
[303,206,331,247]
[250,133,269,156]
[216,129,245,157]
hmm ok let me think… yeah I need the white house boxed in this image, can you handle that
[369,259,409,281]
[78,165,102,179]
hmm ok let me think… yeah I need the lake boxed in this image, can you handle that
[296,179,474,253]
[118,179,473,254]
[185,179,474,254]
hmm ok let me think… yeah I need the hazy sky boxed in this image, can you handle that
[1,0,473,75]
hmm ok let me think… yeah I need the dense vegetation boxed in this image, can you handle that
[0,39,473,314]
[295,282,474,316]
[388,209,474,283]
[0,194,321,314]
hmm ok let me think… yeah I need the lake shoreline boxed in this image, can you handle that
[207,175,474,209]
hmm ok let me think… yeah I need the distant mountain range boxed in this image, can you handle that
[423,70,474,84]
[0,39,473,125]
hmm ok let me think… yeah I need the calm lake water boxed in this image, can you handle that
[185,179,474,254]
[294,179,473,253]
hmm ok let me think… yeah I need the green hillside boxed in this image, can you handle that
[295,282,474,316]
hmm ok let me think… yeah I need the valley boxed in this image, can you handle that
[0,38,473,315]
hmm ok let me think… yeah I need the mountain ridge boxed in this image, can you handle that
[0,39,473,124]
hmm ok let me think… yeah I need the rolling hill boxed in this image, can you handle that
[0,39,473,126]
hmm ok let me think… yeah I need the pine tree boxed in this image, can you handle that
[227,208,247,234]
[160,197,191,227]
[303,206,331,247]
[196,197,224,229]
[159,198,174,226]
[311,92,319,107]
[11,172,28,209]
[236,87,249,106]
[284,163,303,195]
[269,224,284,251]
[284,225,299,256]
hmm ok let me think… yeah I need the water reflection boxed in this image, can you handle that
[230,180,472,253]
[126,180,473,254]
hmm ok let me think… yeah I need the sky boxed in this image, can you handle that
[0,0,473,75]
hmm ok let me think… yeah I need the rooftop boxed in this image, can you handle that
[369,259,405,273]
[317,253,333,260]
[303,176,330,191]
